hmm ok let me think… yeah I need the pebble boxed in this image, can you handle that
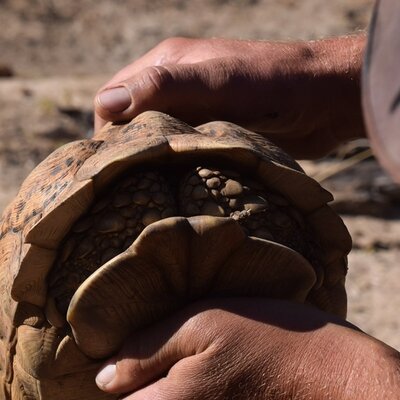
[221,179,243,197]
[206,177,221,189]
[228,198,241,209]
[198,168,214,178]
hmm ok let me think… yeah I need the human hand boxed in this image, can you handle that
[94,35,366,158]
[95,298,400,399]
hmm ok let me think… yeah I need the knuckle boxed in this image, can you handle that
[155,37,199,64]
[142,65,174,93]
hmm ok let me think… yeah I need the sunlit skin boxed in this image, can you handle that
[93,35,400,399]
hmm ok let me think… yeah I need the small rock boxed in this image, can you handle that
[221,179,243,197]
[206,177,221,189]
[228,198,241,209]
[198,168,214,178]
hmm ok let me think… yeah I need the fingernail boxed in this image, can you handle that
[96,364,116,388]
[97,87,131,113]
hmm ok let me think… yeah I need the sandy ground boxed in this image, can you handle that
[2,0,400,351]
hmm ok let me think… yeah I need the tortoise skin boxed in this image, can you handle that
[0,111,351,399]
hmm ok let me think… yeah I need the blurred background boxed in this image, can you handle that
[1,0,399,350]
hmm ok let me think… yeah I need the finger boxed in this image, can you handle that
[94,113,108,134]
[99,37,214,92]
[95,63,201,124]
[95,308,212,394]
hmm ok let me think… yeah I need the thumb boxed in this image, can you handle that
[94,59,242,130]
[95,309,212,394]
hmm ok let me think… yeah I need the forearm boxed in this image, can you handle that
[306,34,367,144]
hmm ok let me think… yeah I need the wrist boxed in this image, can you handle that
[304,325,400,399]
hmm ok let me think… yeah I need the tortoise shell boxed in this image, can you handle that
[0,111,351,399]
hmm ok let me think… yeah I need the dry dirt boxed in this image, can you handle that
[2,0,400,351]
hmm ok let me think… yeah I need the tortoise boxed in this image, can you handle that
[0,111,351,399]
